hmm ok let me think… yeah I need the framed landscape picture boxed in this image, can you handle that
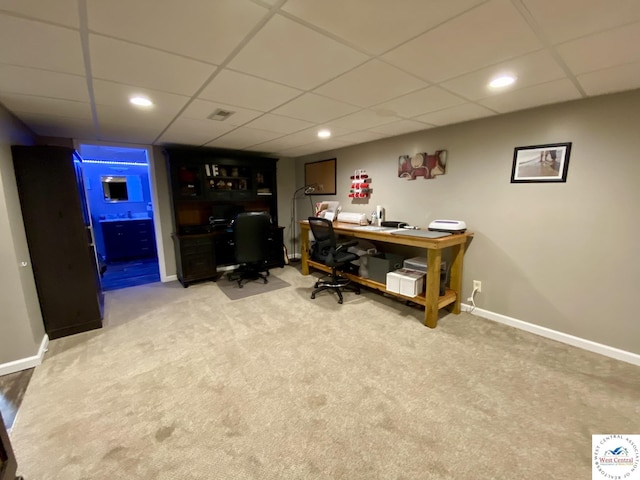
[511,142,572,183]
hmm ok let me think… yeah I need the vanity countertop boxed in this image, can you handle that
[99,215,151,223]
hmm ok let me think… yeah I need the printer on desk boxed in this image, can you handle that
[428,219,467,233]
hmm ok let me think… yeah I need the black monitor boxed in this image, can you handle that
[209,204,245,225]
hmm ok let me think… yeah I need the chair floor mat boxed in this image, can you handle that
[217,273,291,300]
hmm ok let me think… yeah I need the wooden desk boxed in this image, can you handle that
[299,221,473,328]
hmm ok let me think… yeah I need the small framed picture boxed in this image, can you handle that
[511,142,572,183]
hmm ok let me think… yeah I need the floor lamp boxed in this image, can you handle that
[290,185,315,262]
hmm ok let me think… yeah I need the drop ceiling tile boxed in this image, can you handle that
[383,0,542,83]
[243,113,314,134]
[95,104,174,130]
[93,79,190,116]
[326,109,402,130]
[250,135,317,153]
[369,119,433,136]
[87,0,266,64]
[522,0,640,44]
[157,117,237,146]
[557,22,640,75]
[98,122,163,145]
[577,61,640,96]
[228,14,367,90]
[314,60,427,108]
[0,15,84,74]
[90,34,216,96]
[282,0,486,54]
[279,139,349,157]
[478,79,581,113]
[16,112,96,138]
[205,127,283,149]
[414,103,495,126]
[0,0,80,27]
[0,65,88,101]
[272,93,359,123]
[275,144,319,157]
[182,99,263,126]
[441,50,566,100]
[280,125,353,145]
[335,130,387,145]
[373,86,465,118]
[0,93,92,119]
[199,70,302,112]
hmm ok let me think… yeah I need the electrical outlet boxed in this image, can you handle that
[473,280,482,293]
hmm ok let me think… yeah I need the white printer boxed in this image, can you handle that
[428,219,467,233]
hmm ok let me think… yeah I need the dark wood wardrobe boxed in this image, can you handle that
[12,145,103,339]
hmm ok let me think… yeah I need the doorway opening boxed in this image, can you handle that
[77,143,160,291]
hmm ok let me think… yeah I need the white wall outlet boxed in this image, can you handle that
[473,280,482,293]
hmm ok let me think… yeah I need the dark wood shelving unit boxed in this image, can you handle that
[11,145,103,339]
[164,147,283,287]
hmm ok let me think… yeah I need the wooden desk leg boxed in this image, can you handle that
[447,243,464,314]
[425,249,442,328]
[300,226,310,275]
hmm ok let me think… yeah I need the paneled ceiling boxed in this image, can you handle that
[1,0,639,157]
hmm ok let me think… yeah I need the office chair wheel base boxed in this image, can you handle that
[338,299,343,304]
[263,278,267,284]
[314,282,319,288]
[311,293,316,299]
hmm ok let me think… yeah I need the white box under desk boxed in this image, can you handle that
[386,268,425,297]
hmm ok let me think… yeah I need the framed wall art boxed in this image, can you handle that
[398,150,447,180]
[511,142,572,183]
[304,158,336,195]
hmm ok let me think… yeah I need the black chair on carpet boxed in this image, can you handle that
[308,216,360,304]
[228,212,271,288]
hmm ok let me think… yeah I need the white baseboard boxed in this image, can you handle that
[0,334,49,376]
[461,304,640,367]
[162,274,177,283]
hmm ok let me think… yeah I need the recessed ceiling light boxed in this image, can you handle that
[129,96,153,107]
[317,129,331,139]
[489,75,516,89]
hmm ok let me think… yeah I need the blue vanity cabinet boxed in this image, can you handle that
[101,218,156,262]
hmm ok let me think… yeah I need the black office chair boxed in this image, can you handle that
[228,212,271,288]
[308,217,360,304]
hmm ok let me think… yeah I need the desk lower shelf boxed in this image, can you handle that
[307,259,457,309]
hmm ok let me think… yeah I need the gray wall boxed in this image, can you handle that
[150,145,176,279]
[3,90,638,367]
[276,156,297,258]
[296,89,640,355]
[0,104,45,365]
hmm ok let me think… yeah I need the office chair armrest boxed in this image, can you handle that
[335,238,358,253]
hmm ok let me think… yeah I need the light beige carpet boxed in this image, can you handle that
[9,266,640,479]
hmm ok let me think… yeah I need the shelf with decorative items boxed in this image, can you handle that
[349,169,371,198]
[205,163,252,201]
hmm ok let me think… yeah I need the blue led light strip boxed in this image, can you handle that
[83,159,147,166]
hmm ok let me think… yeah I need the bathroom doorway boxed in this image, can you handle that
[77,143,161,291]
